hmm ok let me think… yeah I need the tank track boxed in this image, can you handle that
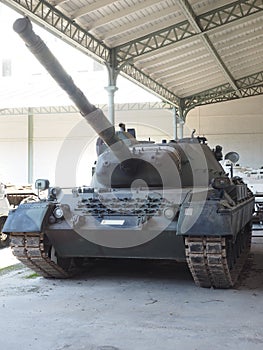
[10,227,251,286]
[10,232,70,278]
[185,225,252,288]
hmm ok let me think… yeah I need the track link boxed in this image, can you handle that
[10,232,70,278]
[185,225,252,288]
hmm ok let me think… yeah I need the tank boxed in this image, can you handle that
[3,18,255,288]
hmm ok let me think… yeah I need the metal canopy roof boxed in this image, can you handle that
[2,0,263,119]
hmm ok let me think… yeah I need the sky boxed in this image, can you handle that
[0,3,160,108]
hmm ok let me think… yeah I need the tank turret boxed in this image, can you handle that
[3,18,255,289]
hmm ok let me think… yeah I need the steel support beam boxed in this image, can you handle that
[0,102,173,116]
[182,70,263,115]
[1,0,180,107]
[121,65,180,106]
[4,0,261,64]
[1,0,263,113]
[115,0,263,62]
[1,0,110,62]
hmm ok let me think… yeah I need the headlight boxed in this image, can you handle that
[163,207,175,220]
[53,206,64,219]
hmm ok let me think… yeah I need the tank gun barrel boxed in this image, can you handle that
[13,17,131,161]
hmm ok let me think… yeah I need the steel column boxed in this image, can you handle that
[172,107,178,141]
[104,85,118,124]
[27,107,34,184]
[177,106,184,139]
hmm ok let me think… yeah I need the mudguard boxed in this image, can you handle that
[3,202,52,233]
[177,195,254,237]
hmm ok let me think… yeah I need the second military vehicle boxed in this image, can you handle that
[0,181,37,248]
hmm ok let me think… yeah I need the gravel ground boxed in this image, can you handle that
[0,237,263,350]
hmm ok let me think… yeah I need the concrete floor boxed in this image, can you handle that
[1,237,263,350]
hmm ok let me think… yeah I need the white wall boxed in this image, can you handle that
[32,109,176,187]
[0,108,175,186]
[0,115,28,184]
[185,95,263,169]
[0,94,263,186]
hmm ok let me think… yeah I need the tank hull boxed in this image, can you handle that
[4,186,254,288]
[45,228,186,262]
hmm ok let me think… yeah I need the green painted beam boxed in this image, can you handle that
[115,0,263,62]
[0,102,173,116]
[182,70,263,116]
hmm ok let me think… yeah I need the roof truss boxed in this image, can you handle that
[1,0,263,118]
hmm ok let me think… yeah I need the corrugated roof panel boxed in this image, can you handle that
[134,34,224,97]
[158,59,218,81]
[58,0,81,13]
[90,1,184,46]
[134,39,204,66]
[192,0,234,15]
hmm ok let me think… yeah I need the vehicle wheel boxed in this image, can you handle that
[0,216,10,249]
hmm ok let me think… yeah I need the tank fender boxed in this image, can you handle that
[177,201,232,236]
[3,201,52,233]
[176,191,254,237]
